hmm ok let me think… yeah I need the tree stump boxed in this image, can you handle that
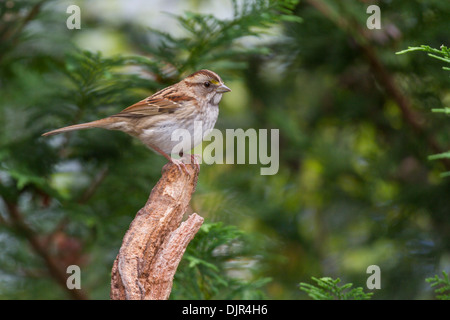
[110,161,203,300]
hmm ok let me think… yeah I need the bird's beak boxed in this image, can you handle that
[216,84,231,93]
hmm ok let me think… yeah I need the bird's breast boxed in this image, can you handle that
[139,105,219,155]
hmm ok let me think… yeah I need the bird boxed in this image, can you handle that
[42,69,231,173]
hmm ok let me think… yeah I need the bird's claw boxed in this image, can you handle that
[170,158,190,175]
[170,154,201,175]
[189,154,201,171]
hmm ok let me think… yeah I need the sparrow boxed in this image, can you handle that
[42,69,231,173]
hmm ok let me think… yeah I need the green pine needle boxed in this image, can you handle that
[299,277,373,300]
[426,271,450,300]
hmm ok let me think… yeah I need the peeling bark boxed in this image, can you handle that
[110,162,203,300]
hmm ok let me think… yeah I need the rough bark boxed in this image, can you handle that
[110,161,203,300]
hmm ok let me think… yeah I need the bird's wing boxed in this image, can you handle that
[112,96,181,118]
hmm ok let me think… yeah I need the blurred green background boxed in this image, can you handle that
[1,0,449,299]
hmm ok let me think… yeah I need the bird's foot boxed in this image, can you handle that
[170,157,190,175]
[170,154,201,174]
[188,154,201,171]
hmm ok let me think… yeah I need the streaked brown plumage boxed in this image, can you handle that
[42,69,231,172]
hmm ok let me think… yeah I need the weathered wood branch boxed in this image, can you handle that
[110,162,203,300]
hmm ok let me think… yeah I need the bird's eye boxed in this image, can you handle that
[203,81,210,88]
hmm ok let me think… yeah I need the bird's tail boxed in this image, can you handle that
[41,118,113,137]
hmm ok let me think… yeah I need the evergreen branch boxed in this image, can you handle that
[426,271,450,300]
[137,0,301,75]
[397,45,450,70]
[299,277,373,300]
[398,44,450,177]
[307,0,450,171]
[428,152,450,161]
[427,53,450,64]
[431,107,450,114]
